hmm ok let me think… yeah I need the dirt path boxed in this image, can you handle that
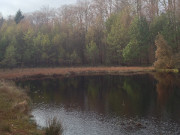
[0,67,154,80]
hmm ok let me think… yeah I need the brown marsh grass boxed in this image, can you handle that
[0,67,154,80]
[0,81,43,135]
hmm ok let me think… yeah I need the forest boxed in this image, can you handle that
[0,0,180,68]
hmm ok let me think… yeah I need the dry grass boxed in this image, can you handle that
[0,67,154,80]
[45,117,63,135]
[0,81,43,135]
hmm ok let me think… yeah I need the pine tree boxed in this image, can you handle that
[14,10,24,24]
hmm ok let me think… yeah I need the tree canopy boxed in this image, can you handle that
[0,0,180,68]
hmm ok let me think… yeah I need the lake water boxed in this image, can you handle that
[16,73,180,135]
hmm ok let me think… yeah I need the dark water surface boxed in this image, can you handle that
[16,73,180,135]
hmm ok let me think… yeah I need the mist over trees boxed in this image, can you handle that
[0,0,180,68]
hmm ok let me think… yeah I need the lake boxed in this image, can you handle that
[16,73,180,135]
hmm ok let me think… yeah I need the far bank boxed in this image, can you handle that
[0,67,155,80]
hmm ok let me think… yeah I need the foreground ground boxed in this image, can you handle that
[0,67,154,80]
[0,81,43,135]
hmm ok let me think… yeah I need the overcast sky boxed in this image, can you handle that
[0,0,76,17]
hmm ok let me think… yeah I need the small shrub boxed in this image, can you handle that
[45,117,63,135]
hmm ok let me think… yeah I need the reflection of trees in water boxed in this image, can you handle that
[154,73,180,107]
[84,75,155,116]
[121,76,156,116]
[18,75,156,116]
[17,74,180,121]
[154,73,180,122]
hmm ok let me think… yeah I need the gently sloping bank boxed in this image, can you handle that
[0,81,43,135]
[0,67,155,80]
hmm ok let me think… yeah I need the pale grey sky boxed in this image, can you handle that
[0,0,76,17]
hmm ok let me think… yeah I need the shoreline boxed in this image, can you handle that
[0,67,155,80]
[0,81,43,135]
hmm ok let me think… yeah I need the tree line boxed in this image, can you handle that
[0,0,180,68]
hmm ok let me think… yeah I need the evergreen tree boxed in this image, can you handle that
[85,41,99,65]
[2,44,17,68]
[14,10,24,24]
[107,8,132,64]
[123,17,150,64]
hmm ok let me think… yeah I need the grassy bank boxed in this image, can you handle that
[155,68,179,73]
[0,67,154,80]
[0,81,43,135]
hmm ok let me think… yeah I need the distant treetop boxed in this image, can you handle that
[14,10,24,24]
